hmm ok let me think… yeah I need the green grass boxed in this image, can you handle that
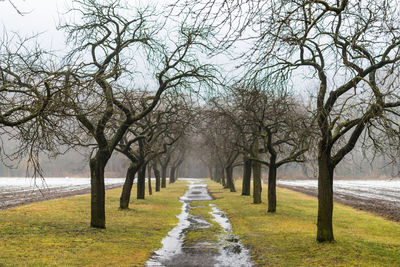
[0,180,188,266]
[206,179,400,266]
[184,202,222,247]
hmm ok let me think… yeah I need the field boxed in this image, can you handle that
[278,179,400,222]
[0,177,124,210]
[0,180,186,266]
[0,178,399,266]
[206,180,400,266]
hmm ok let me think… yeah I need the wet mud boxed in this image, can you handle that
[146,179,254,267]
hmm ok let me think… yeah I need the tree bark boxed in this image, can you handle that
[214,164,220,183]
[209,166,214,181]
[174,166,180,182]
[268,156,277,212]
[89,151,111,228]
[161,164,167,188]
[220,167,226,188]
[169,166,176,184]
[147,164,152,195]
[226,164,236,192]
[174,157,184,182]
[242,157,251,196]
[154,164,161,192]
[137,164,146,199]
[317,150,335,242]
[120,164,137,209]
[252,159,262,204]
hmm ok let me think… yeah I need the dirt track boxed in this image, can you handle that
[279,184,400,223]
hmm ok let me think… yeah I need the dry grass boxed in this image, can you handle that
[206,179,400,266]
[0,180,188,266]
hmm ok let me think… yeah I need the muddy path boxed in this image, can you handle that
[146,179,254,267]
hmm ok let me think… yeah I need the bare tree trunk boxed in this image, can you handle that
[137,164,146,199]
[120,164,137,209]
[147,164,152,195]
[226,164,236,192]
[175,166,180,182]
[209,166,214,181]
[214,164,220,183]
[252,161,262,204]
[267,155,277,213]
[169,166,176,184]
[242,157,251,196]
[174,158,184,182]
[89,150,111,228]
[154,164,161,192]
[317,150,334,242]
[252,159,262,204]
[220,167,226,188]
[161,164,167,188]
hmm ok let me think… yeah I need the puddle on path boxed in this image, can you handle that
[146,178,254,267]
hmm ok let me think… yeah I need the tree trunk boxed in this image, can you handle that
[242,157,251,196]
[209,166,214,181]
[147,164,152,195]
[175,166,180,182]
[252,159,262,204]
[161,165,167,188]
[316,150,335,242]
[220,167,226,188]
[268,156,277,213]
[137,164,146,199]
[120,164,137,209]
[226,164,236,192]
[169,166,176,184]
[214,164,220,183]
[175,159,184,182]
[154,165,161,192]
[89,151,110,228]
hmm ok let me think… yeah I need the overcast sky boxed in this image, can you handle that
[0,0,313,96]
[0,0,68,50]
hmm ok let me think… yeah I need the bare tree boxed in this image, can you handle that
[210,92,262,200]
[168,138,187,184]
[117,92,194,209]
[0,33,67,175]
[233,83,312,212]
[180,0,400,243]
[60,0,215,228]
[199,102,242,192]
[0,0,29,15]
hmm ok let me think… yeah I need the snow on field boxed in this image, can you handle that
[0,177,125,209]
[278,179,400,206]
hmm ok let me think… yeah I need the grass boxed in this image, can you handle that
[206,179,400,266]
[184,202,222,248]
[0,180,188,267]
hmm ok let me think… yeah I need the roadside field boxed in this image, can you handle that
[206,180,400,266]
[0,180,186,266]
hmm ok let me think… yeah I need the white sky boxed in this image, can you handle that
[0,0,313,97]
[0,0,68,51]
[0,0,169,50]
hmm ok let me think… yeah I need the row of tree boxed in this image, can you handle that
[2,0,400,244]
[0,0,214,229]
[179,0,400,243]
